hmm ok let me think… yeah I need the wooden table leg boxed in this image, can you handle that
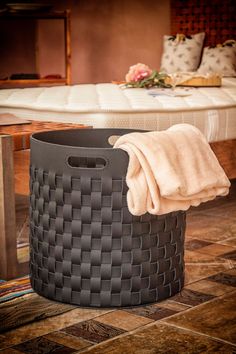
[0,135,28,280]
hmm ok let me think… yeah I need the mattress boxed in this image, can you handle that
[0,78,236,142]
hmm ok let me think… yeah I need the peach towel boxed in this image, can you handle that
[114,124,230,216]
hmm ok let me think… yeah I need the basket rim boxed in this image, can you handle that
[30,128,148,150]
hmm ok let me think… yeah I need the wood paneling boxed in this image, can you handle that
[171,0,236,46]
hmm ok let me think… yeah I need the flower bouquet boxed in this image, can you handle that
[124,63,170,89]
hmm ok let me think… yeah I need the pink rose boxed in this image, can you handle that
[125,63,152,83]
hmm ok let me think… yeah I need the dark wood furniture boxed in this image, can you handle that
[0,10,71,88]
[171,0,236,46]
[0,121,91,280]
[210,139,236,180]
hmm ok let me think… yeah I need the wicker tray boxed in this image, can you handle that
[165,75,222,87]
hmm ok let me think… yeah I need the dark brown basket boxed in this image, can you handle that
[29,129,186,307]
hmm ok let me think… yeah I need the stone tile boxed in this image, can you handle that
[165,291,236,344]
[187,187,236,214]
[0,292,75,333]
[185,279,235,296]
[44,331,92,350]
[184,239,213,251]
[95,310,153,331]
[184,250,234,284]
[185,213,236,243]
[220,250,236,261]
[184,250,228,263]
[184,262,233,285]
[124,305,177,321]
[224,268,236,276]
[207,271,236,287]
[13,336,75,354]
[217,237,236,247]
[75,322,236,354]
[205,202,236,220]
[186,211,225,225]
[170,288,215,306]
[0,334,6,342]
[0,349,23,354]
[63,319,125,343]
[0,308,113,350]
[196,243,236,257]
[157,300,191,312]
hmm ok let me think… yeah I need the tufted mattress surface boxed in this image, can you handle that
[0,78,236,142]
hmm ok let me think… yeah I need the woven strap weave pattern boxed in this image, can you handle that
[30,165,186,307]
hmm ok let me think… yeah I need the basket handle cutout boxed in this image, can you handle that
[67,156,107,169]
[108,135,120,146]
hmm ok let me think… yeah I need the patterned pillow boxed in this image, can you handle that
[160,32,205,73]
[197,40,236,77]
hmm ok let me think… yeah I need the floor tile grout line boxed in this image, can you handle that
[184,284,236,294]
[186,251,236,260]
[5,181,236,352]
[1,285,235,349]
[198,269,236,283]
[0,309,116,351]
[1,293,235,351]
[184,267,236,286]
[160,320,236,347]
[1,299,209,353]
[186,238,236,245]
[76,320,164,353]
[73,309,236,354]
[152,288,236,320]
[216,237,236,245]
[58,329,96,346]
[61,289,236,352]
[185,261,232,265]
[6,320,159,354]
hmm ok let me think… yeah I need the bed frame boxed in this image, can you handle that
[210,139,236,180]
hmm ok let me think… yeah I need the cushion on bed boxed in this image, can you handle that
[197,41,236,77]
[160,32,205,73]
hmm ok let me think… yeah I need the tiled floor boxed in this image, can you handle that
[3,180,236,353]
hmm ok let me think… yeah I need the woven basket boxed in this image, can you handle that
[29,129,186,307]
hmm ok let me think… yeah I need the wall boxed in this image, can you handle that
[0,19,36,78]
[37,19,65,79]
[1,0,235,84]
[69,0,171,83]
[23,0,171,84]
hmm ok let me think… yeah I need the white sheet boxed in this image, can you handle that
[0,78,236,142]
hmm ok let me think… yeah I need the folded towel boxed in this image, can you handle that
[114,124,230,216]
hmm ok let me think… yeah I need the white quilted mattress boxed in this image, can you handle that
[0,78,236,142]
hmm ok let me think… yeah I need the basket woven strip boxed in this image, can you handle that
[30,165,186,307]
